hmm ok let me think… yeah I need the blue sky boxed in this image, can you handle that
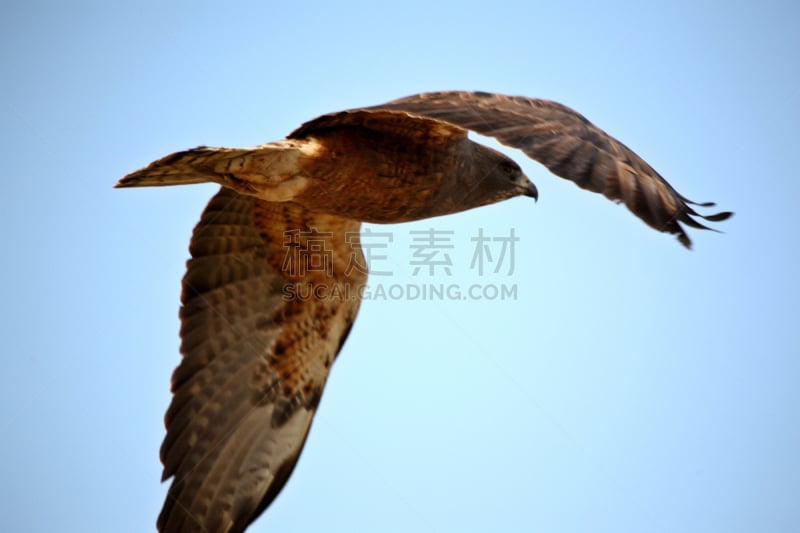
[2,1,798,532]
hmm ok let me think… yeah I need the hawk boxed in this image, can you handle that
[117,91,731,533]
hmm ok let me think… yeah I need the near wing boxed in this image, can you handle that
[368,90,731,248]
[158,187,365,533]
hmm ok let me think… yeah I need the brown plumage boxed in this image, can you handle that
[116,91,730,533]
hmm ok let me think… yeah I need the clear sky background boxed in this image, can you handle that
[2,1,798,532]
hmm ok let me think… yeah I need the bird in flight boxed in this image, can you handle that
[117,91,731,533]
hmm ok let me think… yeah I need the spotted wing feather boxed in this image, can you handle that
[158,187,365,533]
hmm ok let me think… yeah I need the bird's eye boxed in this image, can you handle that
[502,162,518,176]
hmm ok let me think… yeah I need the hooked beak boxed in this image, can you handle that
[518,176,538,202]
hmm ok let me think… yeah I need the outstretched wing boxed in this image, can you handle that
[158,187,365,533]
[367,91,731,248]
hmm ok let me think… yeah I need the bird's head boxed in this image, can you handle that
[457,143,538,209]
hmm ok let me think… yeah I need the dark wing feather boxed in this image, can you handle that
[158,187,365,533]
[288,108,468,142]
[367,91,731,248]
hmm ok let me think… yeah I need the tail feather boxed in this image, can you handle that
[115,146,242,188]
[115,140,310,196]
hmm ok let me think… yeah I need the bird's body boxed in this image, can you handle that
[122,109,534,223]
[117,91,730,533]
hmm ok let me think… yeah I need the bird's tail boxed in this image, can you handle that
[116,140,314,201]
[116,139,312,187]
[115,146,256,188]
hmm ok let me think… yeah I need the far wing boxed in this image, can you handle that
[158,187,365,533]
[368,91,731,247]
